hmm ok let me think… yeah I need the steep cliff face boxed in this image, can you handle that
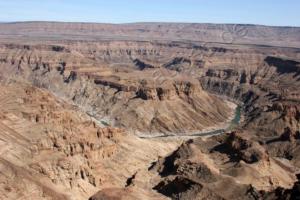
[199,55,300,137]
[0,22,299,200]
[0,81,180,200]
[0,82,131,199]
[0,43,234,135]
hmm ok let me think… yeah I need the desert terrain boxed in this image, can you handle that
[0,22,299,200]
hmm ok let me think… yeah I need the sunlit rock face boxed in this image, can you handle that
[0,22,299,200]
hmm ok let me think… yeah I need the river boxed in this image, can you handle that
[139,105,242,139]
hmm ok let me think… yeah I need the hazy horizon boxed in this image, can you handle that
[0,0,299,27]
[0,21,299,28]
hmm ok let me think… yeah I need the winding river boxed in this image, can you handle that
[140,106,242,139]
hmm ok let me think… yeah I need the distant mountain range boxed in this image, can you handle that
[0,21,300,48]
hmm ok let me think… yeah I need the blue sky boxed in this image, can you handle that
[0,0,299,26]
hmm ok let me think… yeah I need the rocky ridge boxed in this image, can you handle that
[0,22,299,200]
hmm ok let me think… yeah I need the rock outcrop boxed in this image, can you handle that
[0,81,182,200]
[0,42,234,135]
[152,135,297,200]
[0,22,299,200]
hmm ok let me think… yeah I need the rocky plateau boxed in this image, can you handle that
[0,22,299,200]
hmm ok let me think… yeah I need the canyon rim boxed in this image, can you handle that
[0,15,300,200]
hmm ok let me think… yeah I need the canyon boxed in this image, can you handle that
[0,22,299,200]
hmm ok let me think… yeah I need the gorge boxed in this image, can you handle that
[0,22,299,200]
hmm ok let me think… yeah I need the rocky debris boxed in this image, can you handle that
[0,82,128,199]
[225,132,269,163]
[152,132,297,199]
[154,141,194,176]
[153,177,208,200]
[0,22,299,200]
[265,174,300,200]
[0,81,181,200]
[88,188,135,200]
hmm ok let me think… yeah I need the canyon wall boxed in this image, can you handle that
[0,22,299,200]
